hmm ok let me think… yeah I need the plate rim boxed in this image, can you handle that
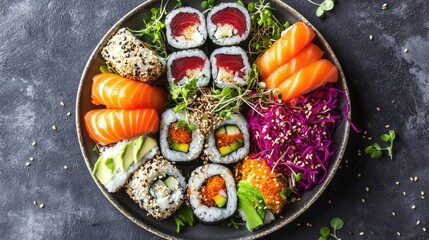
[75,0,351,239]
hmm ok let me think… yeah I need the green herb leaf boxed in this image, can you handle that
[320,226,330,237]
[247,2,255,12]
[187,124,197,131]
[92,145,100,154]
[172,205,195,233]
[237,0,244,7]
[201,1,208,9]
[389,130,396,140]
[330,217,344,231]
[364,145,374,155]
[321,0,335,11]
[371,150,383,159]
[380,134,390,142]
[279,188,287,199]
[99,64,112,73]
[316,6,325,18]
[177,119,186,128]
[208,0,216,7]
[318,237,327,240]
[295,172,303,181]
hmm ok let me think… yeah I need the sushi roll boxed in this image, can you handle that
[101,28,166,85]
[167,49,210,87]
[160,108,204,163]
[207,3,251,46]
[92,135,159,193]
[126,156,186,220]
[165,7,207,49]
[188,164,237,223]
[206,114,250,164]
[210,46,250,88]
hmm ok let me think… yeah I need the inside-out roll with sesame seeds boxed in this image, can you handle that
[205,113,250,164]
[101,28,166,85]
[160,108,204,163]
[187,164,237,223]
[167,49,210,87]
[165,7,207,49]
[126,156,186,220]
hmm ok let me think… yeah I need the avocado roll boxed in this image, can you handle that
[210,46,250,88]
[126,156,186,220]
[206,114,250,164]
[188,164,237,223]
[207,3,251,46]
[92,135,159,193]
[165,7,207,49]
[160,108,204,162]
[101,28,166,85]
[167,49,210,87]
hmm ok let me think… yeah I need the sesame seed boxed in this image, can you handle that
[368,137,372,140]
[32,141,37,146]
[33,201,37,205]
[29,157,34,161]
[296,223,301,227]
[362,198,366,203]
[358,173,362,177]
[376,107,381,111]
[385,124,390,128]
[423,227,427,232]
[60,101,65,106]
[421,191,425,196]
[411,205,416,209]
[392,211,395,216]
[369,35,373,40]
[410,177,414,182]
[414,176,419,182]
[404,48,408,53]
[63,165,68,170]
[52,125,57,130]
[365,187,370,192]
[395,181,400,185]
[25,162,31,166]
[417,220,421,225]
[403,191,407,196]
[328,200,332,204]
[396,231,401,236]
[421,196,425,200]
[67,112,71,117]
[382,3,388,10]
[39,203,44,208]
[359,232,365,236]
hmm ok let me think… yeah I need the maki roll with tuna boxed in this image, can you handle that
[210,46,250,88]
[101,28,166,85]
[126,156,186,220]
[165,7,207,49]
[188,164,237,223]
[167,49,210,87]
[160,108,204,162]
[207,3,251,46]
[206,114,250,164]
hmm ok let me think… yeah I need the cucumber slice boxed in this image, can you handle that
[215,126,226,136]
[164,176,179,190]
[225,125,241,135]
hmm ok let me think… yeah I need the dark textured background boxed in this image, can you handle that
[1,0,428,239]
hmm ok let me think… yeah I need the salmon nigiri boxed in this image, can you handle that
[274,59,338,102]
[264,43,323,90]
[84,108,159,145]
[256,21,315,79]
[91,73,168,113]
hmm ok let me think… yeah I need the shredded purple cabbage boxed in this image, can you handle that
[247,84,342,193]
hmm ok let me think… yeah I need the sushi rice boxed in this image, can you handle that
[188,164,237,223]
[210,46,250,88]
[166,49,210,87]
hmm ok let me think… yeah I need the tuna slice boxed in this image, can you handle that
[215,54,244,78]
[211,7,246,36]
[170,12,200,37]
[171,56,205,82]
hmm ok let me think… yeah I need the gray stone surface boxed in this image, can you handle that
[1,0,428,239]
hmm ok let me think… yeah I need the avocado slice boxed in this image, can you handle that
[218,145,234,157]
[215,126,226,136]
[164,176,179,190]
[213,194,227,208]
[225,125,241,135]
[114,144,128,172]
[132,136,145,163]
[122,142,136,171]
[230,140,244,151]
[93,156,114,185]
[237,181,268,231]
[136,137,157,162]
[169,142,190,153]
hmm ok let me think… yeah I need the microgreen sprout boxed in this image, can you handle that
[247,0,290,61]
[99,64,113,73]
[365,130,396,160]
[224,218,240,229]
[168,78,200,131]
[319,217,344,240]
[307,0,335,18]
[129,0,169,58]
[201,0,216,10]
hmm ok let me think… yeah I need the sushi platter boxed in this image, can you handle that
[76,0,350,239]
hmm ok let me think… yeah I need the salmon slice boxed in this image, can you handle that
[170,12,200,37]
[211,7,246,36]
[274,59,338,102]
[84,109,159,145]
[256,21,316,79]
[91,73,168,114]
[264,43,323,89]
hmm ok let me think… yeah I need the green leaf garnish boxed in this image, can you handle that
[320,226,330,237]
[319,217,343,240]
[99,64,113,73]
[172,205,195,233]
[365,130,396,160]
[295,172,303,181]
